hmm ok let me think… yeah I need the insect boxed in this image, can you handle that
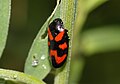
[48,18,69,68]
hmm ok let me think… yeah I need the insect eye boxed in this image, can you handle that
[57,25,64,32]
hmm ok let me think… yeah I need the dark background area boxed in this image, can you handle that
[0,0,120,84]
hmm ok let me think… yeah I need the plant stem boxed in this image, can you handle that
[54,0,77,84]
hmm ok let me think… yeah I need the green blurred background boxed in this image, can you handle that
[0,0,120,84]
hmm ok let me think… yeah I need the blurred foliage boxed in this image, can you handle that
[79,0,120,84]
[0,0,120,84]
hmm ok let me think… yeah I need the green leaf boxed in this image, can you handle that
[0,0,11,58]
[0,69,45,84]
[0,78,26,84]
[24,0,61,79]
[81,26,120,55]
[25,0,75,83]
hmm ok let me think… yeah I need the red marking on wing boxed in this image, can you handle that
[48,28,53,40]
[55,31,64,42]
[59,42,67,50]
[50,50,66,64]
